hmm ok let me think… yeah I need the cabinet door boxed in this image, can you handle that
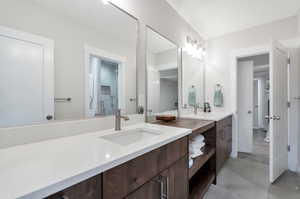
[216,127,225,173]
[45,174,102,199]
[103,137,187,199]
[163,156,188,199]
[126,156,188,199]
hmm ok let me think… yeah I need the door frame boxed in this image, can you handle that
[230,45,270,158]
[237,60,254,153]
[0,25,54,123]
[84,45,126,117]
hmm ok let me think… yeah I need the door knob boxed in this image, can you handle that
[46,115,53,120]
[273,116,281,120]
[248,110,252,114]
[265,115,272,120]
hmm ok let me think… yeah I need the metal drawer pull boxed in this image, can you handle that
[155,176,164,199]
[164,176,169,199]
[156,175,169,199]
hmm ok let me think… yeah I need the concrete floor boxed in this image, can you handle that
[204,130,300,199]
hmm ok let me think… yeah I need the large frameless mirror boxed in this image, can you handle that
[0,0,139,127]
[146,27,179,122]
[181,51,205,112]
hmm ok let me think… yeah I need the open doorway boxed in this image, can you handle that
[237,53,270,165]
[234,42,289,184]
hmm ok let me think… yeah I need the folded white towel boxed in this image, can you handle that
[192,135,204,142]
[189,158,194,168]
[189,135,206,159]
[190,142,205,149]
[190,150,204,158]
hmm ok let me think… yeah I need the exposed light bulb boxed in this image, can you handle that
[184,36,206,60]
[102,0,109,5]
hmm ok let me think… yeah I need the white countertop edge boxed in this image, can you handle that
[181,112,233,121]
[19,127,192,199]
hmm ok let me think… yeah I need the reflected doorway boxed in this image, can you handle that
[85,46,125,118]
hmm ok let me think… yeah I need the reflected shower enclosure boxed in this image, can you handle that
[88,56,119,117]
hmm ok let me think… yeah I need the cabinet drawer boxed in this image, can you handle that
[45,174,102,199]
[103,137,188,199]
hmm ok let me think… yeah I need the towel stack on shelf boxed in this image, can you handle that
[189,134,206,168]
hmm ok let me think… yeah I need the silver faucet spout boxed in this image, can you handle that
[115,109,129,131]
[192,104,199,115]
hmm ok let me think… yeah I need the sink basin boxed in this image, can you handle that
[100,128,162,146]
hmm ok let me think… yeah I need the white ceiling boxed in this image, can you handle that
[166,0,300,39]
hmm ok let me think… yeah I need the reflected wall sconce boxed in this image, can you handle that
[183,36,206,60]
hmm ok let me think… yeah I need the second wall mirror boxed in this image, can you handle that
[182,51,205,111]
[146,27,179,121]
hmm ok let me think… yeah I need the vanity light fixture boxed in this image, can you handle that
[183,36,206,60]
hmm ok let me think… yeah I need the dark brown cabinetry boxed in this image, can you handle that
[45,174,102,199]
[125,156,188,199]
[103,137,188,199]
[153,118,217,199]
[216,116,232,173]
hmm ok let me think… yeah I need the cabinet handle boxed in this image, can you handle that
[155,176,164,199]
[156,175,169,199]
[164,176,169,199]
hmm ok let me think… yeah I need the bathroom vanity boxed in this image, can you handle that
[0,124,192,199]
[0,117,232,199]
[45,136,188,199]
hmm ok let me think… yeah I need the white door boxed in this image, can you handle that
[238,61,254,153]
[253,80,259,128]
[0,26,54,127]
[269,41,289,183]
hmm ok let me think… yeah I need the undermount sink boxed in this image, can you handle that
[100,128,162,146]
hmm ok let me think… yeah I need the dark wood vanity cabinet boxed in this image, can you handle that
[216,116,232,173]
[43,116,231,199]
[103,137,188,199]
[45,174,102,199]
[44,137,188,199]
[125,156,188,199]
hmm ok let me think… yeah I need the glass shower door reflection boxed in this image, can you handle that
[89,56,119,117]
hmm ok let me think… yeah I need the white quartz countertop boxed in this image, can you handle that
[0,123,192,199]
[181,111,233,121]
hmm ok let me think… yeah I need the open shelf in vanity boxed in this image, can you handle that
[189,145,215,179]
[189,171,216,199]
[154,118,217,199]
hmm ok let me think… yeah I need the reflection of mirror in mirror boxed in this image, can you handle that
[146,27,178,120]
[182,51,205,110]
[0,0,138,127]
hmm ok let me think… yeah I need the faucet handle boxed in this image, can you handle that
[115,109,121,115]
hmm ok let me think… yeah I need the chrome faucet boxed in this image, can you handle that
[192,103,200,115]
[115,109,130,131]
